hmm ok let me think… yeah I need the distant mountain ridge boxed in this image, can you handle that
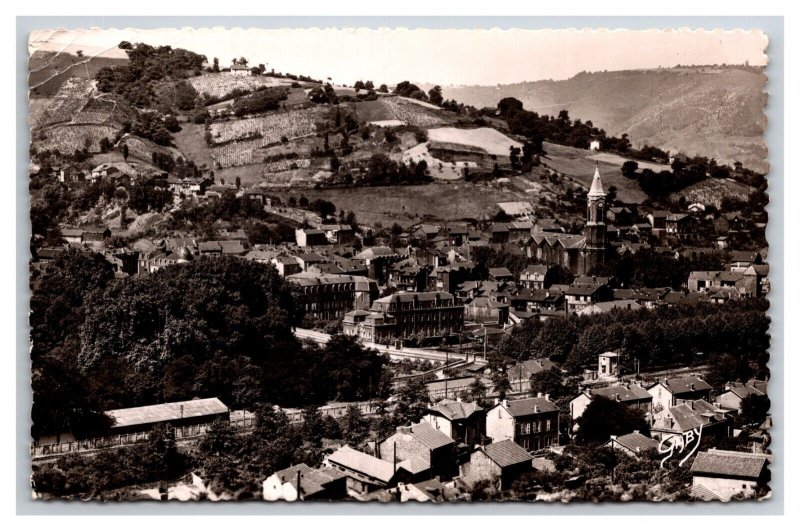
[438,66,768,173]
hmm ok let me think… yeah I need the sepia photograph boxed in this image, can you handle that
[24,23,774,505]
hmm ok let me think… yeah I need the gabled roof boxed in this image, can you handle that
[690,449,769,479]
[355,246,398,260]
[724,382,766,400]
[482,439,533,468]
[327,445,396,483]
[509,359,556,380]
[389,422,455,450]
[590,384,652,403]
[500,397,559,417]
[426,399,483,421]
[653,375,712,395]
[520,264,549,277]
[611,432,659,454]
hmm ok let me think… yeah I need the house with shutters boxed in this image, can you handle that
[486,396,560,452]
[647,375,712,414]
[421,398,485,446]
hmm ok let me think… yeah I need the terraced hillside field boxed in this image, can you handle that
[188,73,293,99]
[209,108,320,145]
[33,77,94,127]
[34,124,119,155]
[355,96,454,128]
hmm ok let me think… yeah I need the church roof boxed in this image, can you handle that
[588,164,606,198]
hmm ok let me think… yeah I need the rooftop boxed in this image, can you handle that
[105,398,228,429]
[482,439,533,468]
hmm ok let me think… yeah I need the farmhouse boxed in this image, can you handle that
[229,63,251,76]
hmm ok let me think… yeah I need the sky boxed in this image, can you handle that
[29,27,768,86]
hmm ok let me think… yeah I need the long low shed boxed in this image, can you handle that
[105,397,230,435]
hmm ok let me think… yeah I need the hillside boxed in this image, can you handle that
[439,66,768,173]
[29,50,128,98]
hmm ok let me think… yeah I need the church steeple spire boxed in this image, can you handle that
[588,162,606,199]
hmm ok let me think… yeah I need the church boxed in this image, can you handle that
[526,165,608,276]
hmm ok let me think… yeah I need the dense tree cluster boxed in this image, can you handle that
[498,299,769,376]
[350,153,432,186]
[591,248,727,290]
[231,87,289,117]
[95,42,206,109]
[393,81,428,101]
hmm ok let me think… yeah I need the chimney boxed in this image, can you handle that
[534,405,539,413]
[537,392,543,398]
[615,393,621,401]
[180,404,184,419]
[296,469,302,501]
[494,398,500,405]
[456,396,462,402]
[544,393,550,402]
[690,383,696,391]
[610,435,617,441]
[502,399,508,408]
[633,430,639,435]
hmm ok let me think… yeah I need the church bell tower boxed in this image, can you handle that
[583,163,607,273]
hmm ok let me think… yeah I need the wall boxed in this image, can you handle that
[486,406,515,443]
[693,476,759,502]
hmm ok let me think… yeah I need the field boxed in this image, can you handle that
[123,136,184,164]
[188,73,294,99]
[268,181,530,227]
[29,52,127,98]
[34,124,119,155]
[33,77,94,127]
[427,127,522,157]
[207,108,323,168]
[402,143,477,180]
[587,152,671,172]
[355,96,453,128]
[209,108,320,144]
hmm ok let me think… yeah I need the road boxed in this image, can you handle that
[294,328,478,363]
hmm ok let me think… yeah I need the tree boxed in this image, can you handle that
[212,57,220,72]
[575,396,650,444]
[621,160,639,178]
[378,84,388,93]
[491,371,512,400]
[529,368,575,401]
[340,406,370,446]
[427,85,443,106]
[393,378,429,426]
[740,394,770,426]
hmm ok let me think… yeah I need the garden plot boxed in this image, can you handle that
[427,127,522,157]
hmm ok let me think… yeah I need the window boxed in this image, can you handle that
[546,419,551,431]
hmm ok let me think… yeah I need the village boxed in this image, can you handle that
[27,44,772,503]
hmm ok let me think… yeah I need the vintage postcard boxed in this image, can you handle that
[27,26,771,503]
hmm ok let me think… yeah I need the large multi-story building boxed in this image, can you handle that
[287,272,379,321]
[486,396,560,452]
[343,291,464,343]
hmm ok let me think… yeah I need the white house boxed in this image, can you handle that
[646,375,712,414]
[229,63,251,76]
[589,140,601,151]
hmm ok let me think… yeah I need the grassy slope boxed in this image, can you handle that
[441,66,768,172]
[269,181,530,227]
[29,52,128,98]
